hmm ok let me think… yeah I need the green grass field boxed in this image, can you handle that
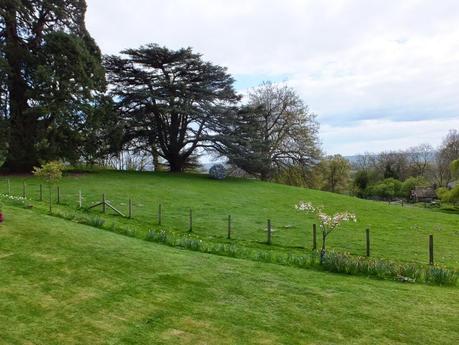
[1,206,459,345]
[2,170,459,268]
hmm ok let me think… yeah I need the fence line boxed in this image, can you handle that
[0,178,449,266]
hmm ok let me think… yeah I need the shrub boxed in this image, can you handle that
[368,178,403,200]
[438,185,459,205]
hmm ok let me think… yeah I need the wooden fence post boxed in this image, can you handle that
[57,186,60,204]
[102,194,106,213]
[366,228,370,257]
[39,184,43,201]
[429,234,434,265]
[7,179,11,195]
[128,198,132,219]
[312,224,317,250]
[158,204,162,225]
[22,181,26,198]
[78,190,82,208]
[267,219,272,245]
[227,215,232,239]
[189,208,193,232]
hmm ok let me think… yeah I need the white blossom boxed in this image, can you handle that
[295,201,357,235]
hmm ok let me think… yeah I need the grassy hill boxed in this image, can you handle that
[1,206,459,345]
[2,170,459,268]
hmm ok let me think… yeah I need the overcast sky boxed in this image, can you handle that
[86,0,459,155]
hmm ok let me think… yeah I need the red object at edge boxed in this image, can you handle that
[0,212,3,223]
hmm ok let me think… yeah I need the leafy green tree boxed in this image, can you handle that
[369,178,402,200]
[274,164,322,189]
[33,161,65,212]
[0,0,106,172]
[212,82,320,181]
[105,44,238,172]
[320,155,350,193]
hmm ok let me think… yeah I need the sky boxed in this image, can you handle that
[85,0,459,156]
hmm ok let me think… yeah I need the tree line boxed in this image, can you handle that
[296,131,458,200]
[0,0,320,180]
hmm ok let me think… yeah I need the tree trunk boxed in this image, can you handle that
[167,155,185,172]
[152,149,160,172]
[4,108,39,172]
[3,5,39,172]
[320,232,326,264]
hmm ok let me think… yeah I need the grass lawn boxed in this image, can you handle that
[2,170,459,268]
[1,206,459,345]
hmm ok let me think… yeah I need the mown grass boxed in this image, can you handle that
[2,170,459,269]
[1,206,459,344]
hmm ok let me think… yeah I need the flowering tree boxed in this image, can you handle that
[33,161,65,213]
[296,201,357,261]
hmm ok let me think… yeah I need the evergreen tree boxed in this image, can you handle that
[0,0,106,171]
[105,44,238,172]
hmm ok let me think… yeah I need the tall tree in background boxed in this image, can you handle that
[105,45,239,172]
[319,154,350,193]
[434,130,459,185]
[406,144,433,177]
[0,0,106,171]
[212,82,320,181]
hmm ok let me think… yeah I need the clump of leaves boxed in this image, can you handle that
[33,161,65,184]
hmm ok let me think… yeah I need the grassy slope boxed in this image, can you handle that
[1,206,459,345]
[3,170,459,268]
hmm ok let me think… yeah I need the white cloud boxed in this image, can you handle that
[85,0,459,154]
[321,118,459,155]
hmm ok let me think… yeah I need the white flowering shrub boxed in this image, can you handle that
[296,201,357,261]
[209,164,227,180]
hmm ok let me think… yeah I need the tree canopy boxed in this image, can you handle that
[212,82,320,180]
[104,44,239,172]
[0,0,106,171]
